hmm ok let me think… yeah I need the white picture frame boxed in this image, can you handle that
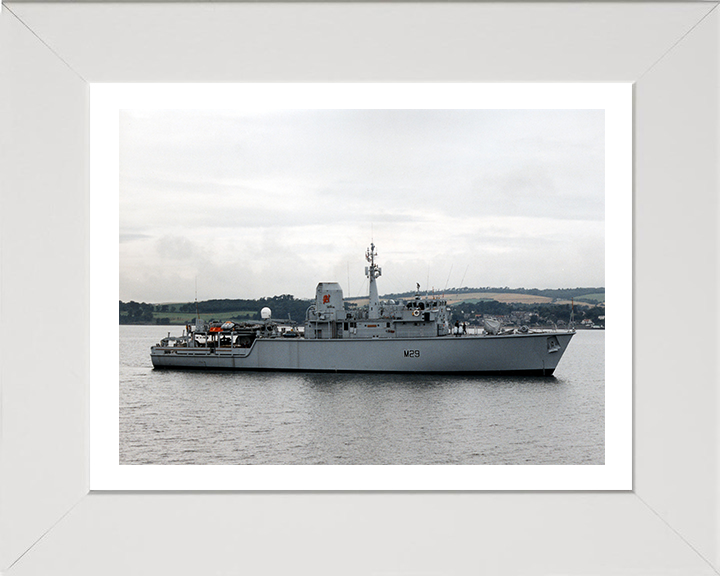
[1,2,718,574]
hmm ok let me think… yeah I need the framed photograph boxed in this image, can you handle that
[2,2,718,574]
[91,83,630,491]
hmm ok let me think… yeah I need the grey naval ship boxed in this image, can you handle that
[151,244,574,375]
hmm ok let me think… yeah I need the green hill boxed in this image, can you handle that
[120,286,604,326]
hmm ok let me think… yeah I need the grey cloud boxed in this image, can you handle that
[120,233,153,243]
[120,108,606,302]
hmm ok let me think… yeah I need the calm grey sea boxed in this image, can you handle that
[120,326,604,465]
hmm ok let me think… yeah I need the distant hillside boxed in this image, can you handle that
[347,287,605,307]
[120,286,604,326]
[120,294,311,326]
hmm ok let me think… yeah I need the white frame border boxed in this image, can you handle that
[2,2,718,574]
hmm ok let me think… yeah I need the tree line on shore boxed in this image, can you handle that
[120,289,605,327]
[119,295,310,325]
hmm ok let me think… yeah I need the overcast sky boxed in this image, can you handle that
[119,108,604,303]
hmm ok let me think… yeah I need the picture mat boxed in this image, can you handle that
[91,83,632,491]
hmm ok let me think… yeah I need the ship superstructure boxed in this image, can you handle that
[305,243,452,341]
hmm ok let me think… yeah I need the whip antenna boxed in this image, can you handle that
[443,264,453,297]
[459,264,469,289]
[195,276,199,320]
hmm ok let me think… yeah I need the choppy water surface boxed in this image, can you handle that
[120,326,604,465]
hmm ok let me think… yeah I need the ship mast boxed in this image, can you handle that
[365,242,382,319]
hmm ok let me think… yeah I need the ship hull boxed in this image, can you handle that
[150,331,574,376]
